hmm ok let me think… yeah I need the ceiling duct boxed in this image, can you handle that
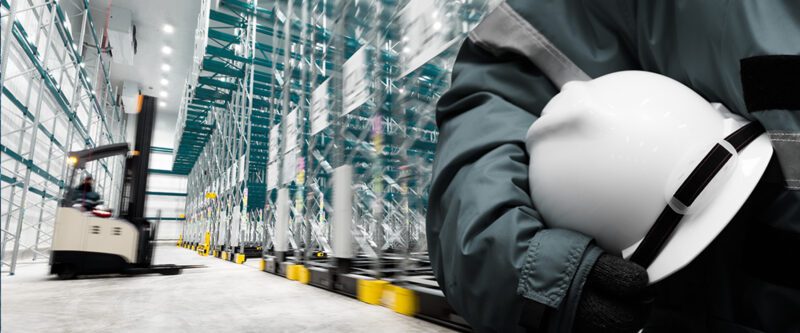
[107,6,137,66]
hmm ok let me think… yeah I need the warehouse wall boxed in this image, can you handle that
[145,142,187,241]
[151,112,179,149]
[122,102,186,240]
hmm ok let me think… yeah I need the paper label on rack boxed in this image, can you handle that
[238,154,246,182]
[310,79,330,135]
[282,149,297,185]
[269,125,280,163]
[267,162,279,190]
[285,108,298,151]
[342,46,370,115]
[398,0,457,77]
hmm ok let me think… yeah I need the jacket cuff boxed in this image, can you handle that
[517,228,594,308]
[547,245,602,333]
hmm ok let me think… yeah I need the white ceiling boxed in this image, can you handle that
[82,0,201,115]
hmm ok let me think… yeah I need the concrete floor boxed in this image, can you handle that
[1,244,453,333]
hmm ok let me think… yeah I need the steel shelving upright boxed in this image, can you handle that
[1,0,125,275]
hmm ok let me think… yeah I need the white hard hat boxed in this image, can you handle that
[526,71,773,283]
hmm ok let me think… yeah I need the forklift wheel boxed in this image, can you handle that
[57,265,77,280]
[159,268,182,275]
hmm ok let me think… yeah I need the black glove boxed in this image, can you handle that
[575,254,653,333]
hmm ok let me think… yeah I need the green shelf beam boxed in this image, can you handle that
[0,174,58,201]
[146,191,188,197]
[151,147,175,154]
[0,144,65,188]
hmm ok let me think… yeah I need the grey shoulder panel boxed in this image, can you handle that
[468,2,590,89]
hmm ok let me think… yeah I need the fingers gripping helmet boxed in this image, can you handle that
[526,71,773,283]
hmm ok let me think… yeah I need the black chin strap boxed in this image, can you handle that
[629,122,765,268]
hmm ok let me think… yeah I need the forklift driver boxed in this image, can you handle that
[72,175,101,210]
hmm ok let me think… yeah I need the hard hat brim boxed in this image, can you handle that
[622,133,774,283]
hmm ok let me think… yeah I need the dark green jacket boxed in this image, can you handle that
[428,1,800,332]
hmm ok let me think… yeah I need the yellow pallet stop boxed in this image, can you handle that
[213,250,219,258]
[286,264,300,280]
[235,253,246,264]
[357,279,389,305]
[202,232,210,255]
[259,259,266,271]
[196,244,208,256]
[392,286,418,316]
[221,251,228,260]
[381,284,396,307]
[381,284,418,316]
[297,266,310,284]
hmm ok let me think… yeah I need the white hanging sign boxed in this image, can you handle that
[310,79,330,135]
[281,149,297,185]
[267,162,279,190]
[342,46,370,115]
[285,108,298,151]
[269,125,280,164]
[238,154,246,182]
[398,0,458,78]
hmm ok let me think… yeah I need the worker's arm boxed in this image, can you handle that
[427,1,655,331]
[427,38,601,332]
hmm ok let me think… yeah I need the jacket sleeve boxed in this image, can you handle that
[427,38,602,332]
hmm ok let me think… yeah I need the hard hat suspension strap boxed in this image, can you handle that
[630,122,766,268]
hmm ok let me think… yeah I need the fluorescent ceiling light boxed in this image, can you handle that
[163,24,174,34]
[159,91,168,97]
[162,46,173,55]
[161,64,171,71]
[160,78,169,85]
[159,101,167,107]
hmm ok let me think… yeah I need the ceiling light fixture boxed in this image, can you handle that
[163,24,174,34]
[162,46,172,55]
[161,64,171,72]
[160,78,169,85]
[159,91,168,98]
[159,101,167,107]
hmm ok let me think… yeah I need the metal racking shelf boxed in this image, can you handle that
[1,0,125,275]
[174,0,498,328]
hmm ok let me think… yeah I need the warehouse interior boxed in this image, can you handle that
[1,0,499,331]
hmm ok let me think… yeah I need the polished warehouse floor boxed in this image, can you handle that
[1,244,451,333]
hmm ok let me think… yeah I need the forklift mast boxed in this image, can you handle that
[119,95,157,219]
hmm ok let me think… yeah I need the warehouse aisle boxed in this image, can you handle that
[1,244,452,333]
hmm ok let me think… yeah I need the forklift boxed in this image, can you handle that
[50,95,198,279]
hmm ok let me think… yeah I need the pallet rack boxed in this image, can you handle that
[1,0,124,275]
[175,0,499,328]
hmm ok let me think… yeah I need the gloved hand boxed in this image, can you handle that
[575,254,653,333]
